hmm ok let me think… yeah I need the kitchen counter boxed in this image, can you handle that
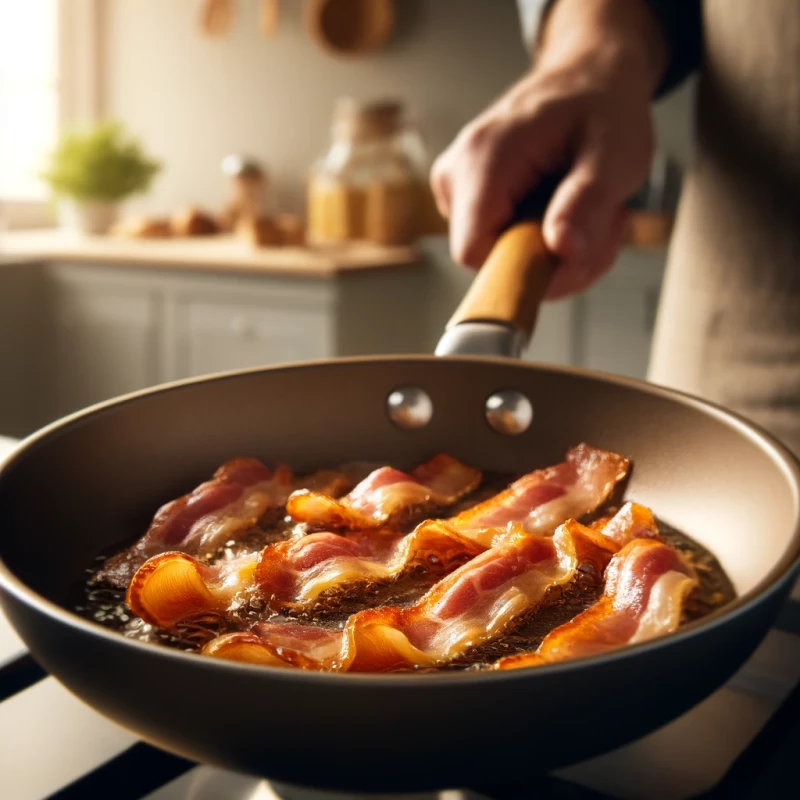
[0,229,420,278]
[0,231,434,438]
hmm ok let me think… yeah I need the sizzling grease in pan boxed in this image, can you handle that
[75,445,734,673]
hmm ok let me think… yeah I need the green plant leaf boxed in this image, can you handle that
[39,121,162,202]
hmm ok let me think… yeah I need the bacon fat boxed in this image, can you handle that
[125,550,259,628]
[202,520,618,672]
[286,454,482,531]
[450,444,630,544]
[96,458,357,588]
[495,538,697,670]
[126,463,644,628]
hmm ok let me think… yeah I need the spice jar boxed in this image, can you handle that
[307,99,418,246]
[221,155,268,231]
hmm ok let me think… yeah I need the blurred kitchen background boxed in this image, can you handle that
[0,0,695,439]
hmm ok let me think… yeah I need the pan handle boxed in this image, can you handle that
[434,179,559,359]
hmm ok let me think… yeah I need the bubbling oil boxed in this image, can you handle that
[73,474,736,671]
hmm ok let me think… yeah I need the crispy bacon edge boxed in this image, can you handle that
[285,454,482,531]
[494,537,698,671]
[125,550,260,629]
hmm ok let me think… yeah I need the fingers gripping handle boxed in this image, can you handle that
[435,174,560,359]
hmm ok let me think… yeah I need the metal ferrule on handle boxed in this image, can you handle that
[435,220,558,359]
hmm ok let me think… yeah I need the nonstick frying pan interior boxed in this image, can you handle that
[1,355,799,792]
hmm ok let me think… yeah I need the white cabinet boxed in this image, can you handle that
[523,299,576,366]
[0,263,49,437]
[520,250,666,379]
[48,267,161,418]
[37,261,433,424]
[175,298,331,377]
[575,250,665,379]
[1,246,666,432]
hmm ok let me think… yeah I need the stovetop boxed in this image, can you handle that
[1,436,800,800]
[3,599,799,800]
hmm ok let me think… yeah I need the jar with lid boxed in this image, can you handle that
[307,98,418,246]
[220,154,269,231]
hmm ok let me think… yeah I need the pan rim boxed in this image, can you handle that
[1,354,799,686]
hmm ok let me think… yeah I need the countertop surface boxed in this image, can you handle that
[0,229,420,278]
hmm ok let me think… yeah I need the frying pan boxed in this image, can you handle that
[1,214,799,795]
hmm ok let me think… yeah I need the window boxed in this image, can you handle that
[0,0,98,228]
[0,0,60,202]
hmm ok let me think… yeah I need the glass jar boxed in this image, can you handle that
[220,154,268,231]
[307,99,418,246]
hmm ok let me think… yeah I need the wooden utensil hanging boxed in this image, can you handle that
[199,0,234,37]
[259,0,279,37]
[307,0,394,56]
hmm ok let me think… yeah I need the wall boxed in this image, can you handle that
[104,0,531,216]
[103,0,695,218]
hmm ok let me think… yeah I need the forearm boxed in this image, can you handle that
[519,0,703,98]
[436,0,684,292]
[535,0,670,99]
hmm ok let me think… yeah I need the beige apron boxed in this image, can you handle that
[648,0,800,454]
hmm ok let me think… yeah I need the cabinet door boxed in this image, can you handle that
[523,298,576,366]
[50,272,161,418]
[175,298,331,378]
[577,251,665,379]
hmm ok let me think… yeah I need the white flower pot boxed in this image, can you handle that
[58,201,120,235]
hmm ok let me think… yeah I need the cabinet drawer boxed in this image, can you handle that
[176,299,332,378]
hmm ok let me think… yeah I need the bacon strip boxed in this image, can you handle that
[143,458,295,557]
[253,447,628,608]
[96,458,360,588]
[449,444,630,545]
[202,520,618,672]
[256,522,486,609]
[286,454,482,531]
[254,500,654,611]
[127,494,658,629]
[494,538,697,671]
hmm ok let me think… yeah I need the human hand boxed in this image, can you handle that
[431,0,667,300]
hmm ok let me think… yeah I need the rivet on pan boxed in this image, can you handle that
[485,390,533,435]
[387,387,433,430]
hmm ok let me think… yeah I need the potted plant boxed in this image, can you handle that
[41,121,161,234]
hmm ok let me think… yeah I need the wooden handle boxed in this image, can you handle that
[446,221,557,338]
